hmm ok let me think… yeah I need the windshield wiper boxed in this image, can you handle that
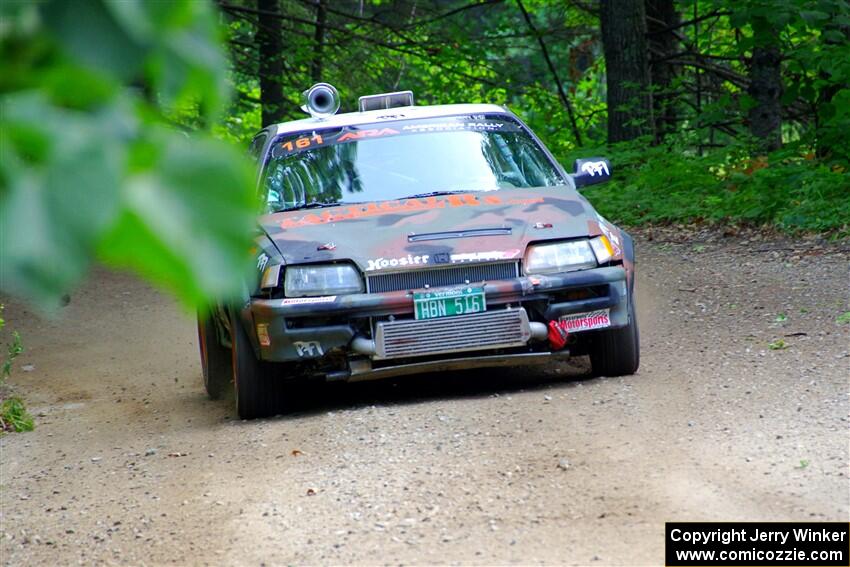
[275,202,344,213]
[399,190,482,200]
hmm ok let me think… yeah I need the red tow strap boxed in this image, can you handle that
[547,320,570,350]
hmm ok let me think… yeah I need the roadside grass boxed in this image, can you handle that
[0,397,34,433]
[0,304,33,435]
[562,140,850,237]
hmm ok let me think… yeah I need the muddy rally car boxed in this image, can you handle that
[198,84,639,419]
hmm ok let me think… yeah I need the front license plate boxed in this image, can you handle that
[413,286,486,320]
[558,308,611,332]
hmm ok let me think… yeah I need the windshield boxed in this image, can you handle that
[262,114,566,212]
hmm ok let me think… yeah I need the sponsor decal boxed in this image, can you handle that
[336,127,400,142]
[448,249,521,263]
[401,121,506,132]
[557,309,611,332]
[281,296,337,306]
[367,254,430,271]
[580,160,610,177]
[365,250,521,271]
[257,253,269,272]
[279,194,545,229]
[272,116,523,159]
[293,341,324,358]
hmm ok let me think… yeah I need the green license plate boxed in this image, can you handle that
[413,286,486,320]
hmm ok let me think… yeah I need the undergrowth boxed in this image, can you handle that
[563,140,850,237]
[0,304,33,434]
[0,397,34,433]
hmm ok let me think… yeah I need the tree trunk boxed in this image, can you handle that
[257,0,285,126]
[600,0,654,143]
[645,0,679,142]
[310,0,327,83]
[747,21,782,152]
[816,19,850,157]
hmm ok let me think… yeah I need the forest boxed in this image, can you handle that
[1,0,849,309]
[215,0,850,234]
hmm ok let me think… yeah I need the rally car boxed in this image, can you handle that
[198,84,639,419]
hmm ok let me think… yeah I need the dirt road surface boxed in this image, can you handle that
[2,234,848,566]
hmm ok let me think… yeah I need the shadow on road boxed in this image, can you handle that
[219,357,599,422]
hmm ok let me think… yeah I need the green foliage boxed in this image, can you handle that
[837,312,850,324]
[0,306,30,435]
[220,2,601,148]
[2,331,22,380]
[0,397,34,433]
[572,140,850,235]
[0,305,23,380]
[216,1,848,236]
[702,0,850,159]
[0,0,258,309]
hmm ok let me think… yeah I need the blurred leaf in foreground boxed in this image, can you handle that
[0,0,257,309]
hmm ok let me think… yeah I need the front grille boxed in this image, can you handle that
[374,308,531,359]
[367,262,519,293]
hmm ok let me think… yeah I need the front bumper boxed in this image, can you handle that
[246,265,629,373]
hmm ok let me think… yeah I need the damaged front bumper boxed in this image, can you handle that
[245,265,630,378]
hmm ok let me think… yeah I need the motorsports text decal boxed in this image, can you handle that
[281,296,337,306]
[278,194,544,229]
[558,309,611,332]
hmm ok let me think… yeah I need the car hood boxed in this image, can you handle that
[259,187,601,273]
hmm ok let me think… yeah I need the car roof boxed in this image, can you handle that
[265,103,513,137]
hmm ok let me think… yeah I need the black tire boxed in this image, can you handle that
[589,296,640,377]
[197,313,233,399]
[230,311,281,419]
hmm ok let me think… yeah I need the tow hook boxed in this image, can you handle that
[547,320,570,350]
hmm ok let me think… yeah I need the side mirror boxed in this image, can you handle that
[572,158,612,188]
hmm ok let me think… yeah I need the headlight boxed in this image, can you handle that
[284,264,364,297]
[525,238,612,274]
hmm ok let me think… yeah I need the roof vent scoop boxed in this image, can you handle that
[358,90,414,112]
[301,83,340,118]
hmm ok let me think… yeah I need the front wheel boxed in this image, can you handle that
[589,297,640,377]
[230,311,281,419]
[197,313,232,400]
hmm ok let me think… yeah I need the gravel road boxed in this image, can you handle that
[2,233,848,566]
